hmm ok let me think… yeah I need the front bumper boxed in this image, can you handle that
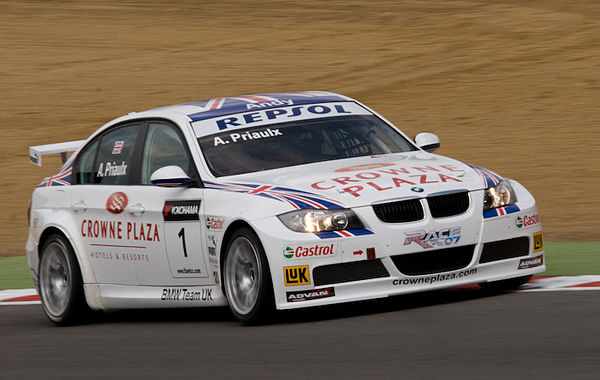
[253,181,545,310]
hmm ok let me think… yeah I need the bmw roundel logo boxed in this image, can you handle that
[411,186,424,193]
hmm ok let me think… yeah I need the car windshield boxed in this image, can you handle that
[197,115,417,177]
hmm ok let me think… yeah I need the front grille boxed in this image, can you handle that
[479,237,530,263]
[391,245,475,276]
[313,259,390,286]
[373,199,424,223]
[427,191,470,218]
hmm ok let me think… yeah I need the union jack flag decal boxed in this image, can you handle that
[467,164,504,188]
[37,166,72,187]
[204,181,344,210]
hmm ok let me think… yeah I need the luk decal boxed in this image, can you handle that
[352,247,376,259]
[206,216,224,230]
[404,227,461,249]
[106,192,128,214]
[283,243,337,259]
[518,255,543,270]
[96,161,127,177]
[516,214,540,229]
[533,232,543,253]
[161,288,213,301]
[112,140,124,154]
[207,234,218,256]
[163,200,201,221]
[283,265,310,286]
[213,128,282,146]
[286,287,335,302]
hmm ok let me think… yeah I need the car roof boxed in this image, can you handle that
[148,91,353,122]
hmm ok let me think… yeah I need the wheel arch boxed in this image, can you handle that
[219,220,254,291]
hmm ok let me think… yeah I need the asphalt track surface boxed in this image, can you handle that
[1,290,598,379]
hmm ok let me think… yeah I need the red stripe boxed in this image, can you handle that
[90,244,146,249]
[337,230,352,237]
[209,98,224,110]
[248,185,271,194]
[569,281,600,288]
[498,208,505,216]
[237,95,271,102]
[2,295,40,302]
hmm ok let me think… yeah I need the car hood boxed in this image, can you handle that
[218,152,501,209]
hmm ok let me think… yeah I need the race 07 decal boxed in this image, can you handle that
[403,227,461,249]
[163,200,201,221]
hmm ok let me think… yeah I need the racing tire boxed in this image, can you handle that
[223,228,274,324]
[38,234,91,326]
[479,275,532,292]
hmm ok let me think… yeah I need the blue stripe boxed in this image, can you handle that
[483,209,499,219]
[504,204,520,214]
[315,231,341,239]
[347,228,374,236]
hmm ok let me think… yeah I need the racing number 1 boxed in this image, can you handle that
[177,227,188,257]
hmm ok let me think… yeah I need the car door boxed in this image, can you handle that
[129,120,211,286]
[70,122,148,285]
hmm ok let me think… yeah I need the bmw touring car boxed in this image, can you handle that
[26,91,545,325]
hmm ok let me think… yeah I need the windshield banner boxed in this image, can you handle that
[191,102,372,137]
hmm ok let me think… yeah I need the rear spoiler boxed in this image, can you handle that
[29,140,86,167]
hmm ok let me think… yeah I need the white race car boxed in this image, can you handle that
[26,91,544,325]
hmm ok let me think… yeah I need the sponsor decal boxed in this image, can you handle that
[206,216,224,230]
[393,268,477,286]
[516,214,540,229]
[112,140,124,154]
[214,102,359,131]
[352,247,376,260]
[335,163,395,172]
[518,255,544,270]
[163,200,201,221]
[96,161,127,177]
[286,287,335,302]
[29,152,40,165]
[246,99,294,110]
[533,232,543,252]
[311,164,464,198]
[404,227,461,249]
[90,251,149,262]
[106,192,128,214]
[282,243,337,259]
[207,234,218,256]
[81,219,160,242]
[283,265,310,286]
[213,128,283,146]
[161,288,213,301]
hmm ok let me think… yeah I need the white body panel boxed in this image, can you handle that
[27,92,545,314]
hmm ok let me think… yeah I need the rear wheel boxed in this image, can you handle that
[479,275,532,292]
[223,228,274,324]
[39,234,90,326]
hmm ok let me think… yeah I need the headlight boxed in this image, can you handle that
[483,180,517,210]
[278,209,365,233]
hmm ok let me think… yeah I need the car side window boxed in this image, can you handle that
[73,139,99,184]
[140,122,192,185]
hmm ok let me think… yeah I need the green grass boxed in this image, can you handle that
[0,242,598,289]
[0,256,34,289]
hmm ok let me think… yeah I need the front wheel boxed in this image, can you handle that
[39,234,90,326]
[479,275,532,292]
[223,228,274,324]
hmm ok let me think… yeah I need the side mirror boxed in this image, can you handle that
[414,132,440,152]
[150,166,191,187]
